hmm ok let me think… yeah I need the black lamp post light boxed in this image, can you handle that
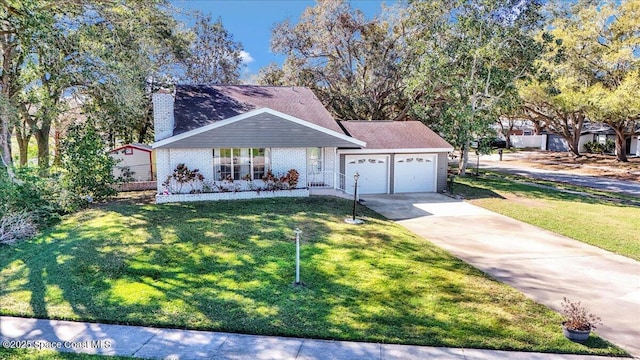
[345,172,364,224]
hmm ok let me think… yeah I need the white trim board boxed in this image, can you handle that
[337,148,453,155]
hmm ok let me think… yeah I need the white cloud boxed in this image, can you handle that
[240,50,254,64]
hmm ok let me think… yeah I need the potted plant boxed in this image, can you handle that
[560,297,601,342]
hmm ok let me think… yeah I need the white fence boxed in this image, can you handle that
[113,164,154,181]
[510,135,547,149]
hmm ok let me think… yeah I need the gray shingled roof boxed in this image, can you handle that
[173,85,344,135]
[339,121,453,149]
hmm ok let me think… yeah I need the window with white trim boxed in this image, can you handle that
[213,148,270,181]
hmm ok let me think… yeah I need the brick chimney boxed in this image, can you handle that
[153,88,175,141]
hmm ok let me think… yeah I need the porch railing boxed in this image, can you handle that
[336,173,346,192]
[307,171,335,189]
[307,171,348,191]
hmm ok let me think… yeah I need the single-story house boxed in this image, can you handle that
[108,143,155,181]
[152,85,453,203]
[545,124,639,155]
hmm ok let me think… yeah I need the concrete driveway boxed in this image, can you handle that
[360,193,640,357]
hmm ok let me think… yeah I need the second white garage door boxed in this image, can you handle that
[345,155,389,194]
[394,154,437,193]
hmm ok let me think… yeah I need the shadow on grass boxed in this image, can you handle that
[0,197,629,355]
[454,171,638,208]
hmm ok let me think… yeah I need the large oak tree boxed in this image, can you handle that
[269,0,410,120]
[519,0,640,161]
[405,0,542,175]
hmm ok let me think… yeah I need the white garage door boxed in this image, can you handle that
[345,155,389,194]
[394,154,437,193]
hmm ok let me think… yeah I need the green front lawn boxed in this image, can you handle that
[0,197,625,355]
[454,172,640,261]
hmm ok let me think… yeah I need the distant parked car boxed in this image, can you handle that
[490,138,507,148]
[472,138,507,149]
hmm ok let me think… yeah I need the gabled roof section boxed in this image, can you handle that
[109,143,152,153]
[340,121,454,150]
[173,85,344,135]
[153,108,366,149]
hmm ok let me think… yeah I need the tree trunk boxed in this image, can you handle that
[52,126,62,167]
[458,140,470,176]
[0,112,11,167]
[15,105,33,166]
[613,127,628,162]
[568,137,581,157]
[16,133,29,166]
[566,112,584,157]
[0,34,13,168]
[533,120,543,135]
[34,124,51,175]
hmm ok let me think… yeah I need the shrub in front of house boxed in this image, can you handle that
[584,140,615,154]
[161,164,303,195]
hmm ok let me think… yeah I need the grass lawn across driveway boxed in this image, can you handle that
[0,197,626,356]
[453,171,640,261]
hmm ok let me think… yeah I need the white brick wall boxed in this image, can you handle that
[168,148,213,180]
[324,147,336,187]
[157,148,213,193]
[324,147,336,172]
[272,147,307,186]
[158,147,345,195]
[153,92,175,141]
[156,189,309,204]
[155,149,171,192]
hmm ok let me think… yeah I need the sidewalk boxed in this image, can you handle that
[0,316,632,359]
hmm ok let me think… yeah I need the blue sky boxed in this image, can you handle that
[171,1,390,79]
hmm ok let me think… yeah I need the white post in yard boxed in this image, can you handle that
[294,228,302,285]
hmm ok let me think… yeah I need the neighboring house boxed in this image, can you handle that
[152,85,453,203]
[108,143,155,181]
[545,123,639,155]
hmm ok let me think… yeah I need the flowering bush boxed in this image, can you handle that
[162,167,302,194]
[162,163,205,194]
[281,169,299,188]
[262,169,300,191]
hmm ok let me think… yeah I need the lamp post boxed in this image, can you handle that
[352,172,359,221]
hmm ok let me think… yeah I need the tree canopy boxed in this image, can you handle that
[518,0,640,161]
[269,0,410,120]
[404,0,543,175]
[0,0,244,174]
[183,14,244,85]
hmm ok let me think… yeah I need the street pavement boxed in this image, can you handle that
[477,155,640,196]
[360,193,640,358]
